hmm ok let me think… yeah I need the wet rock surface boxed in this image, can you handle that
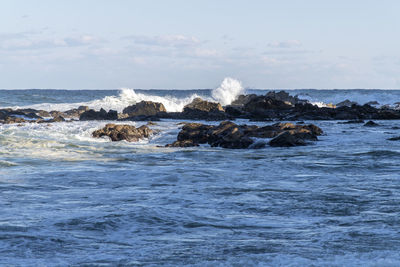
[166,121,323,149]
[80,108,118,121]
[92,123,153,142]
[122,101,166,118]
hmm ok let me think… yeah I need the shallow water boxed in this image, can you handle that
[2,89,400,266]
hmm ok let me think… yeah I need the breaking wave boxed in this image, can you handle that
[211,77,244,106]
[11,78,245,112]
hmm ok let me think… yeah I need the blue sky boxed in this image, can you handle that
[1,0,399,89]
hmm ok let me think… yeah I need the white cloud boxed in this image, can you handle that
[268,40,302,48]
[125,34,200,47]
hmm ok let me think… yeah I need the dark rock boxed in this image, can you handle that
[207,121,254,149]
[265,91,307,105]
[244,95,292,117]
[80,108,118,121]
[92,123,153,142]
[269,131,307,147]
[177,123,214,144]
[364,120,379,127]
[48,115,65,123]
[63,106,89,118]
[388,136,400,141]
[230,94,258,107]
[366,101,379,106]
[338,120,365,124]
[165,140,199,147]
[123,101,166,117]
[181,98,227,120]
[336,99,358,107]
[167,121,323,149]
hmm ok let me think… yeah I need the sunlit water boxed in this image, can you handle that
[1,89,400,266]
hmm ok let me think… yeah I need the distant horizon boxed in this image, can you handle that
[1,88,400,91]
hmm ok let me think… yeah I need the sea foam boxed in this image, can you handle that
[10,77,244,112]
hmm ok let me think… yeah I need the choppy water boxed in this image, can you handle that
[2,88,400,266]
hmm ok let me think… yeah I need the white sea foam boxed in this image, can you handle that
[211,77,244,106]
[10,77,244,112]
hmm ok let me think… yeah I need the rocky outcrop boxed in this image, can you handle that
[166,121,323,149]
[336,100,358,107]
[123,101,166,117]
[62,106,89,118]
[181,98,227,120]
[92,123,153,142]
[80,108,118,121]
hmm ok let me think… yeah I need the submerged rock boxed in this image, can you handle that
[92,123,153,142]
[364,120,379,127]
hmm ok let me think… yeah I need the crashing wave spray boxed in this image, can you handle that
[211,77,244,106]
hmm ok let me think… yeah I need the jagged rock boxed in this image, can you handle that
[177,123,214,144]
[167,121,323,149]
[269,131,306,147]
[265,91,307,105]
[185,98,224,112]
[366,101,379,106]
[165,140,199,147]
[63,106,89,118]
[181,98,226,120]
[230,94,258,107]
[92,123,153,142]
[48,115,65,123]
[123,101,166,117]
[364,120,379,127]
[243,95,292,118]
[80,108,118,121]
[336,100,358,107]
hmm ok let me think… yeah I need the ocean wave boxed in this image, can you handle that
[8,78,245,112]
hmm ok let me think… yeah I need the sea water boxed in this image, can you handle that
[1,82,400,266]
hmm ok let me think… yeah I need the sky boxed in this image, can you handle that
[0,0,399,89]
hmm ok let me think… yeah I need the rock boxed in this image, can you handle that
[92,123,153,142]
[366,101,379,106]
[80,108,118,121]
[167,121,323,149]
[336,99,358,107]
[185,98,224,112]
[364,120,379,127]
[165,140,199,147]
[181,98,226,120]
[207,121,254,149]
[265,91,307,105]
[243,95,292,118]
[177,123,214,144]
[230,94,258,107]
[123,101,166,117]
[388,136,400,141]
[62,106,89,118]
[48,115,65,123]
[269,131,306,147]
[3,116,27,124]
[338,120,365,124]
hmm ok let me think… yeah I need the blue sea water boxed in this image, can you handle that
[1,88,400,266]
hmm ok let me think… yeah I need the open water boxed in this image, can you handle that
[1,83,400,266]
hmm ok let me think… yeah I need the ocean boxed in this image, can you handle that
[1,87,400,266]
